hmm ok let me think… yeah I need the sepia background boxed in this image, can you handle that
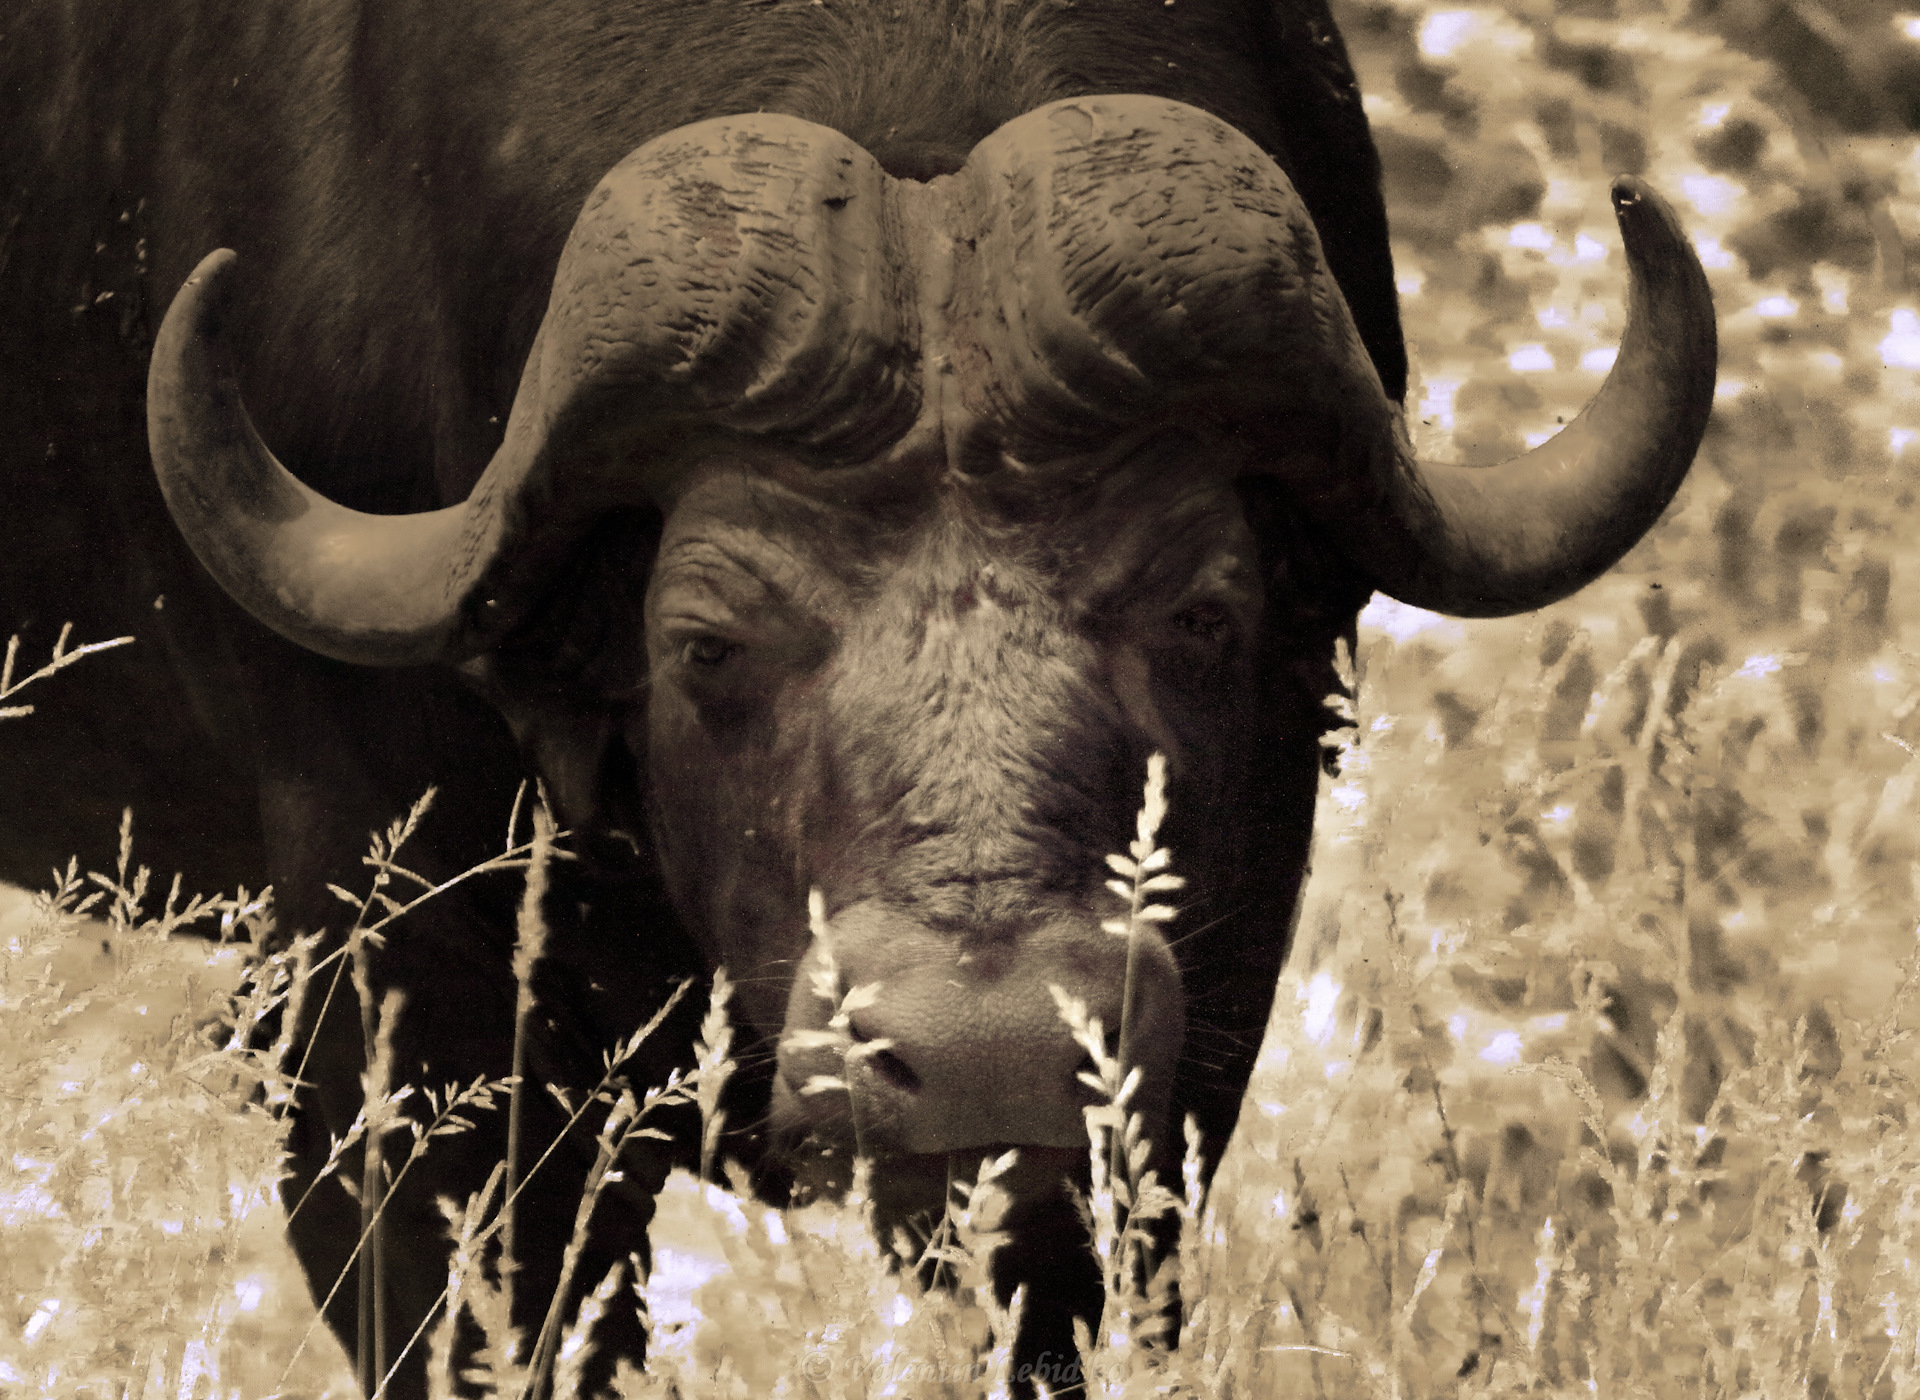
[1215,0,1920,1389]
[4,0,1919,1393]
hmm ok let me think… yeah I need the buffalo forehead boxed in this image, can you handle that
[651,451,1259,623]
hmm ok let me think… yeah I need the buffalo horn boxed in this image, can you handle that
[149,117,910,665]
[148,249,491,665]
[1341,176,1716,616]
[959,96,1716,618]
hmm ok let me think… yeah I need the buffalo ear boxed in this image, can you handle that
[455,508,659,833]
[529,704,627,831]
[1236,475,1370,774]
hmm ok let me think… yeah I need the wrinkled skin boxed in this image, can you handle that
[4,1,1399,1395]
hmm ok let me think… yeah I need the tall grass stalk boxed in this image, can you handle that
[332,791,437,1392]
[694,969,735,1183]
[504,785,555,1328]
[27,638,1920,1397]
[1104,751,1182,1085]
[0,623,132,721]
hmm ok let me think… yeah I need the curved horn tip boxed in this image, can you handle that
[153,250,244,393]
[1609,174,1649,211]
[176,248,241,326]
[1356,173,1715,619]
[150,243,480,669]
[1606,177,1701,266]
[188,245,240,282]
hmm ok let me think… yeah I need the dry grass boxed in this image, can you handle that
[4,0,1920,1393]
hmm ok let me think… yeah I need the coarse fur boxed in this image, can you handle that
[1,2,1398,1395]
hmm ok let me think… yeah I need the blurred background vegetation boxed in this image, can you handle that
[1209,0,1920,1392]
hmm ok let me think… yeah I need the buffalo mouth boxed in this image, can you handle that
[786,1140,1114,1353]
[778,1133,1101,1218]
[871,1146,1104,1297]
[861,1143,1092,1229]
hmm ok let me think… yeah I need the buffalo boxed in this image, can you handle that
[0,1,1716,1395]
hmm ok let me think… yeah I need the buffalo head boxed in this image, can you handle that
[147,92,1714,1324]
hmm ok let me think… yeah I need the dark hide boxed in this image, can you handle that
[0,2,1401,1394]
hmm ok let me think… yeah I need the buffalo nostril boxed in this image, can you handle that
[865,1046,923,1094]
[848,1016,923,1094]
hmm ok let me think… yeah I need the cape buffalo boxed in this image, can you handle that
[0,1,1715,1394]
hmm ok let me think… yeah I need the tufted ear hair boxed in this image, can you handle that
[1256,0,1408,404]
[1237,474,1372,752]
[457,507,660,843]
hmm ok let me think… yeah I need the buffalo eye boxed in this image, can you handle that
[1171,600,1234,644]
[682,634,738,667]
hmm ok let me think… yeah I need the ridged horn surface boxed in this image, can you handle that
[148,116,913,665]
[947,95,1715,616]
